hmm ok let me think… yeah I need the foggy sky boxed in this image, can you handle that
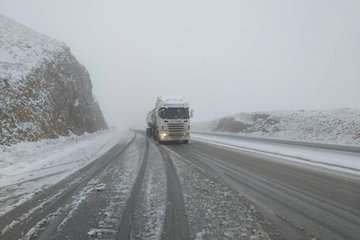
[1,0,359,128]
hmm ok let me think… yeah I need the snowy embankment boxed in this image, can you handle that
[194,109,360,145]
[0,14,106,145]
[192,133,360,175]
[0,129,130,216]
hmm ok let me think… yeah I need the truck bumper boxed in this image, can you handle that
[159,133,190,142]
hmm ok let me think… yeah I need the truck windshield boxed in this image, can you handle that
[159,107,189,119]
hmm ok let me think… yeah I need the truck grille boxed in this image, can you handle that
[167,123,186,136]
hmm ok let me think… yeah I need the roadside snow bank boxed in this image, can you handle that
[0,129,130,216]
[194,109,360,145]
[193,133,360,175]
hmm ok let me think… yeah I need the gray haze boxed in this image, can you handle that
[1,0,359,128]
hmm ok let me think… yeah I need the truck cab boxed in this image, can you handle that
[147,96,192,143]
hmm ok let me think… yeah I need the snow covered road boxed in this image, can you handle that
[0,132,279,240]
[0,129,129,216]
[168,141,360,240]
[2,130,359,240]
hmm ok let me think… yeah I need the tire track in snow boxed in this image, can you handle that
[42,135,144,240]
[131,139,167,240]
[115,136,149,239]
[0,135,135,240]
[158,145,190,240]
[55,134,147,240]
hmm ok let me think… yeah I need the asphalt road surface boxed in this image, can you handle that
[1,132,359,240]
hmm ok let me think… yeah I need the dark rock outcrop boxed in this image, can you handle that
[214,117,252,133]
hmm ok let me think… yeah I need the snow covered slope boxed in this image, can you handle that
[0,14,107,145]
[194,109,360,145]
[0,15,65,87]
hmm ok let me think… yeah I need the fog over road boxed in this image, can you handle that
[1,132,359,240]
[2,0,360,128]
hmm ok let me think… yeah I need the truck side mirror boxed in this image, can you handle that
[190,109,194,118]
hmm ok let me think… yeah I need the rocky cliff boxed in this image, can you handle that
[0,15,107,145]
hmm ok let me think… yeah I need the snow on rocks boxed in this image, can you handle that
[195,109,360,145]
[95,183,106,192]
[0,14,66,87]
[0,14,107,145]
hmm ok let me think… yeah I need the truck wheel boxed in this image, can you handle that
[183,140,189,144]
[146,128,152,137]
[153,129,159,141]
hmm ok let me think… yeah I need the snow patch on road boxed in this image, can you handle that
[133,141,167,240]
[56,181,97,232]
[88,139,143,239]
[169,149,275,240]
[1,189,65,236]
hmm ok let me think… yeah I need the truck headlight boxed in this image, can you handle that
[160,132,167,138]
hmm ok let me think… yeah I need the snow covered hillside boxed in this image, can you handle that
[0,14,106,145]
[0,15,65,86]
[193,109,360,145]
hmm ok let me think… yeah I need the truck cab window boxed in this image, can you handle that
[158,107,189,119]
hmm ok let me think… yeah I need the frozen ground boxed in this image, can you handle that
[192,133,360,175]
[194,109,360,145]
[0,129,129,216]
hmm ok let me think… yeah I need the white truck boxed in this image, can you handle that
[146,96,193,143]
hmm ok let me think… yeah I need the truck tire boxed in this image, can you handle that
[153,129,159,141]
[183,140,189,144]
[146,128,152,137]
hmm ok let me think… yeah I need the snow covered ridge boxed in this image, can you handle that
[0,14,66,87]
[0,14,106,145]
[193,109,360,145]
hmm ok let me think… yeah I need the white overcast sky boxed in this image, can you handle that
[1,0,359,128]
